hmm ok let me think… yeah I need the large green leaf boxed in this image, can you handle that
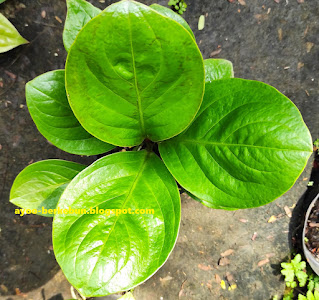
[53,150,181,297]
[26,70,115,155]
[204,59,234,82]
[10,160,86,217]
[0,0,6,4]
[63,0,101,52]
[150,4,195,39]
[159,79,312,209]
[0,13,28,53]
[65,0,204,147]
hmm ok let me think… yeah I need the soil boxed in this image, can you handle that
[0,0,318,299]
[305,198,319,258]
[304,151,319,259]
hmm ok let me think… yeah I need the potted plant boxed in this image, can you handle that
[9,0,313,297]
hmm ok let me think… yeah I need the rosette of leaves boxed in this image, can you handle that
[9,0,313,297]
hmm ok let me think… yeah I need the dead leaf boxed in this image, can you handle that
[239,218,248,223]
[0,284,8,293]
[55,16,63,23]
[160,275,173,283]
[226,272,234,282]
[266,253,275,258]
[228,284,237,291]
[278,28,283,41]
[306,42,314,53]
[238,0,246,5]
[284,206,292,218]
[268,215,277,223]
[210,48,222,57]
[274,0,280,3]
[309,222,319,228]
[198,264,212,271]
[254,14,269,23]
[220,280,226,290]
[298,62,304,70]
[41,10,46,18]
[304,25,309,38]
[215,274,222,283]
[297,0,304,3]
[218,257,230,266]
[228,0,236,2]
[258,258,270,267]
[251,232,258,241]
[206,282,213,289]
[178,279,187,298]
[305,90,310,96]
[5,70,17,80]
[221,249,234,257]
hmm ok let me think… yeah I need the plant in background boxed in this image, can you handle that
[168,0,187,14]
[9,0,313,297]
[276,254,319,300]
[0,12,28,53]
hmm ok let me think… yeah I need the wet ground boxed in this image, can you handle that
[0,0,318,299]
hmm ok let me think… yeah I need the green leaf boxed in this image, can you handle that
[297,269,308,287]
[204,59,234,82]
[0,0,6,4]
[308,279,315,292]
[0,13,28,53]
[119,292,135,300]
[53,151,181,297]
[10,160,86,217]
[63,0,101,52]
[26,70,115,155]
[150,4,194,39]
[308,291,316,300]
[298,295,307,300]
[65,0,204,147]
[314,290,319,300]
[281,267,295,284]
[159,79,312,209]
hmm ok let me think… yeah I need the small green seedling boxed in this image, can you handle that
[278,254,319,300]
[9,0,312,297]
[168,0,187,14]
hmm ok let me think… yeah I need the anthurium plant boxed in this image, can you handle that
[9,0,313,297]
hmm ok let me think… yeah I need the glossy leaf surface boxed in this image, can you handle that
[150,4,194,39]
[10,160,86,217]
[65,0,204,147]
[53,151,181,296]
[26,70,115,155]
[160,79,312,209]
[204,59,234,82]
[0,13,28,53]
[63,0,101,52]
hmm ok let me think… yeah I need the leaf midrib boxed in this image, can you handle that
[86,151,149,284]
[181,139,311,152]
[128,7,146,136]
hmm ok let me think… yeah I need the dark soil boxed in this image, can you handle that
[305,200,319,257]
